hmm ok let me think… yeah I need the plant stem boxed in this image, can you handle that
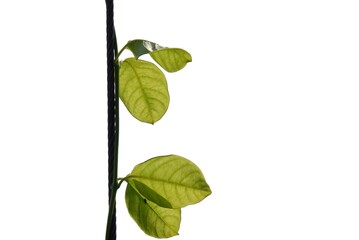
[105,186,117,240]
[115,44,127,63]
[105,179,127,240]
[113,29,120,194]
[105,33,120,240]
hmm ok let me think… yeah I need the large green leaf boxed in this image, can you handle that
[119,58,169,124]
[125,184,181,238]
[126,39,165,59]
[149,48,192,73]
[128,155,211,208]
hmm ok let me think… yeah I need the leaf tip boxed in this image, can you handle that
[186,52,192,63]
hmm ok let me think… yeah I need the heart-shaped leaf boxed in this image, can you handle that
[125,184,181,238]
[126,39,165,59]
[149,48,192,73]
[128,155,211,208]
[119,58,169,124]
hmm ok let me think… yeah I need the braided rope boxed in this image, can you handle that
[105,0,116,239]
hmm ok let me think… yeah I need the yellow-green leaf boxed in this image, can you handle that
[119,58,169,124]
[128,155,211,208]
[125,184,181,238]
[149,48,192,73]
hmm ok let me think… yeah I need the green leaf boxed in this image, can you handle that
[149,48,192,73]
[129,180,173,208]
[128,155,211,208]
[125,184,181,238]
[126,39,165,59]
[125,40,192,72]
[119,58,169,124]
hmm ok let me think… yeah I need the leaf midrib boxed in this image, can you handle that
[128,175,211,193]
[126,60,153,122]
[147,201,179,236]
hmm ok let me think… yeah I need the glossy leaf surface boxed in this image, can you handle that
[126,39,165,59]
[149,48,192,73]
[128,155,211,208]
[119,58,169,124]
[125,184,181,238]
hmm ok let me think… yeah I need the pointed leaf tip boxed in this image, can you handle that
[150,48,192,73]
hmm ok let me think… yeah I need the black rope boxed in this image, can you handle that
[105,0,116,239]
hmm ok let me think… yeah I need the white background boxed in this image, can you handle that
[1,0,359,239]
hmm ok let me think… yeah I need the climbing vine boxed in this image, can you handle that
[104,4,211,240]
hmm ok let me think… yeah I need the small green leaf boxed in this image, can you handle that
[119,58,169,124]
[130,180,172,208]
[149,48,192,73]
[125,184,181,238]
[128,155,211,208]
[126,39,165,59]
[125,40,192,72]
